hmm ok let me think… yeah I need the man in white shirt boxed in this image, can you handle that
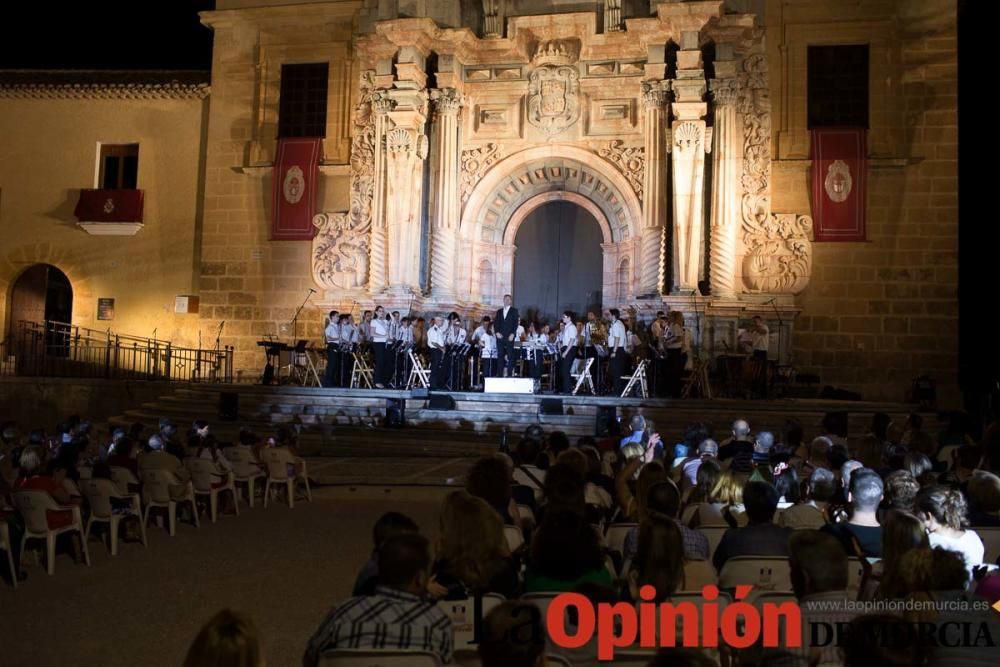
[608,308,628,394]
[371,306,389,388]
[559,311,578,393]
[469,316,491,388]
[444,314,468,390]
[750,315,769,398]
[324,311,341,388]
[338,314,357,387]
[427,316,447,390]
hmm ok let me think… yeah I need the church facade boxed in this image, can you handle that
[0,0,959,402]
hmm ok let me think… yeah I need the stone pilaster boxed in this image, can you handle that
[368,92,393,295]
[708,76,741,299]
[429,88,462,300]
[638,79,670,297]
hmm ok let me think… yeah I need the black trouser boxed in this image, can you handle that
[430,349,445,389]
[753,349,768,397]
[340,348,354,387]
[498,336,516,375]
[529,351,543,381]
[610,350,628,395]
[666,348,685,397]
[324,343,340,387]
[481,357,495,383]
[560,347,577,393]
[373,342,387,386]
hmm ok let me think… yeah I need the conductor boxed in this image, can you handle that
[494,294,519,377]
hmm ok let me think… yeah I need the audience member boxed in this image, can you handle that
[822,469,883,557]
[966,470,1000,527]
[352,512,419,596]
[778,467,834,529]
[477,602,545,667]
[875,511,929,600]
[183,609,263,667]
[712,481,793,571]
[914,485,984,578]
[525,509,611,593]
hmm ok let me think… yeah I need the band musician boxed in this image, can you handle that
[749,315,770,398]
[608,309,628,394]
[427,315,447,390]
[494,294,519,377]
[559,311,578,393]
[323,310,340,388]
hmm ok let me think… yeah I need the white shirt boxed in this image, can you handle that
[446,326,467,346]
[371,317,389,343]
[515,324,525,340]
[358,321,371,343]
[472,325,487,345]
[399,326,414,346]
[503,306,511,320]
[560,322,578,349]
[340,323,357,345]
[427,325,446,350]
[752,323,770,352]
[609,320,627,351]
[324,321,341,344]
[928,529,985,579]
[527,332,546,350]
[664,323,684,349]
[481,333,497,358]
[388,319,401,342]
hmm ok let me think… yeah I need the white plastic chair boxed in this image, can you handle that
[936,444,959,467]
[141,469,199,536]
[512,466,545,504]
[604,523,638,559]
[81,478,146,555]
[718,556,792,594]
[110,466,141,495]
[503,524,525,552]
[185,458,239,523]
[439,593,505,651]
[0,522,17,588]
[224,446,266,507]
[13,490,90,575]
[515,503,535,525]
[318,649,442,667]
[262,449,311,508]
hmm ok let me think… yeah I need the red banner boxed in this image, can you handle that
[271,137,322,240]
[74,189,144,222]
[811,128,867,242]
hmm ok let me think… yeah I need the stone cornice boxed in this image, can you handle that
[0,70,210,100]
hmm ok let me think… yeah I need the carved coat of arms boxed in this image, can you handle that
[823,159,853,203]
[528,66,580,136]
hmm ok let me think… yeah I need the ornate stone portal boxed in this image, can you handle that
[310,4,811,360]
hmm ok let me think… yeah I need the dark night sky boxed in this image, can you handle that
[0,1,215,70]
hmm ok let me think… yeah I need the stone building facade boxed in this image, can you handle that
[0,0,959,403]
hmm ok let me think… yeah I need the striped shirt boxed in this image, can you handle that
[305,586,453,665]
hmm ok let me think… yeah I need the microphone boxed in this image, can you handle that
[308,288,317,294]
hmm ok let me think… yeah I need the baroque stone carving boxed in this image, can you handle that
[742,213,813,294]
[461,143,505,204]
[527,66,581,136]
[312,212,370,291]
[737,49,813,294]
[598,140,645,203]
[673,122,702,153]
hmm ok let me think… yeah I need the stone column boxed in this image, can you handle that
[670,31,709,294]
[368,92,394,295]
[638,79,670,297]
[708,76,741,299]
[429,88,462,300]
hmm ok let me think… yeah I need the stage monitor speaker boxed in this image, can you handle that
[540,398,564,415]
[595,406,617,437]
[428,394,455,410]
[219,392,239,421]
[385,398,405,428]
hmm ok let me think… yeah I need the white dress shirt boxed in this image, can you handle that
[427,325,446,350]
[324,321,341,344]
[446,326,467,346]
[481,333,497,358]
[371,317,389,343]
[388,318,401,343]
[609,320,627,352]
[515,324,525,340]
[752,323,770,352]
[340,324,357,345]
[399,326,414,346]
[560,323,578,349]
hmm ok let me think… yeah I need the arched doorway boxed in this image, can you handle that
[8,264,73,339]
[513,201,603,325]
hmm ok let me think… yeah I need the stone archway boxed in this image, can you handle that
[458,145,642,307]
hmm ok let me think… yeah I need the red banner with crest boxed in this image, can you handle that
[811,128,867,242]
[271,137,321,240]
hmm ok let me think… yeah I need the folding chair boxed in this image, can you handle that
[571,357,595,395]
[620,359,649,398]
[407,350,432,389]
[351,351,375,388]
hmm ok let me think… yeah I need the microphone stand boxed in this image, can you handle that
[768,297,783,385]
[290,290,313,341]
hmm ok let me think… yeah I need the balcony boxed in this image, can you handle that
[74,188,144,236]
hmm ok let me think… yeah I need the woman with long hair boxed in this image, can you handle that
[875,511,930,599]
[625,514,686,602]
[915,485,985,579]
[681,459,724,527]
[431,490,519,599]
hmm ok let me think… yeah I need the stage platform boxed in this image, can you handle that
[110,383,928,462]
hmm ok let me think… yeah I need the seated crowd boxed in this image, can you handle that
[5,409,1000,667]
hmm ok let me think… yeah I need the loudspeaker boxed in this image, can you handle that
[595,406,617,437]
[539,398,564,415]
[219,392,239,421]
[428,394,456,410]
[385,398,405,428]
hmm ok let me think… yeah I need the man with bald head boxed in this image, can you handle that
[719,419,754,461]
